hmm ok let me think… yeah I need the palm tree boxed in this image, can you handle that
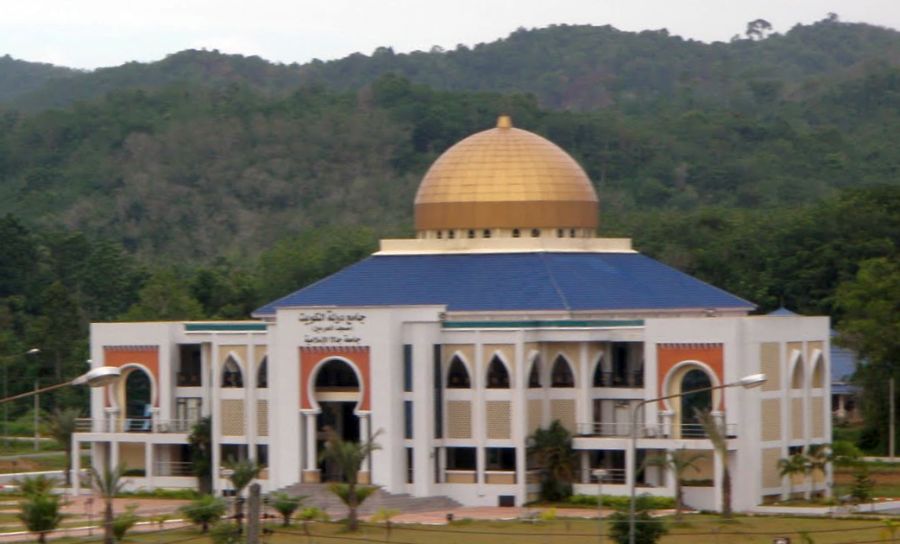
[695,409,732,517]
[180,495,227,533]
[270,492,305,526]
[806,444,830,498]
[777,453,809,499]
[45,408,80,487]
[90,462,128,544]
[14,474,57,497]
[320,428,382,531]
[225,458,261,532]
[188,417,212,494]
[527,420,577,501]
[18,492,62,544]
[644,449,704,520]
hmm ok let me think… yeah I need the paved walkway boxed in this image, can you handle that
[373,506,617,525]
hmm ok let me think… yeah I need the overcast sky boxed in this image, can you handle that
[3,0,899,69]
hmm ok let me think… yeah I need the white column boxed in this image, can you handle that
[513,332,528,505]
[247,336,257,463]
[474,333,485,489]
[359,414,370,476]
[625,444,635,490]
[578,343,591,430]
[210,342,221,493]
[72,436,82,495]
[145,442,154,486]
[110,439,120,468]
[304,413,318,474]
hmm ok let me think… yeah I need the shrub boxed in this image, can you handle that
[111,505,139,542]
[608,496,668,544]
[567,494,675,510]
[181,495,227,533]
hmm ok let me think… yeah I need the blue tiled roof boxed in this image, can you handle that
[253,252,755,316]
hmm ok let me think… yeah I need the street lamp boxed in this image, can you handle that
[0,366,122,404]
[0,348,40,448]
[592,468,608,544]
[627,373,766,544]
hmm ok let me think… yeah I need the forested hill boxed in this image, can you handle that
[0,55,79,103]
[3,17,900,111]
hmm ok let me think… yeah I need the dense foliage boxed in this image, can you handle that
[0,19,897,442]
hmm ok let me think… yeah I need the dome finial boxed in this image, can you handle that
[497,115,513,129]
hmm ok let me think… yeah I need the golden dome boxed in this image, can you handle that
[414,115,599,232]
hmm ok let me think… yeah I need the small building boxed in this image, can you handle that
[74,116,831,510]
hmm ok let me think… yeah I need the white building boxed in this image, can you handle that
[74,116,831,510]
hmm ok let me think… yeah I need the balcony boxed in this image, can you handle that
[593,371,644,388]
[576,421,737,438]
[75,418,197,434]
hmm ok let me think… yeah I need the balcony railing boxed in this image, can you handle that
[155,461,194,477]
[576,421,737,438]
[582,468,627,484]
[75,418,197,433]
[593,371,644,388]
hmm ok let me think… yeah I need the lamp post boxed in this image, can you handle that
[627,373,766,544]
[0,366,122,405]
[0,348,40,448]
[592,468,608,544]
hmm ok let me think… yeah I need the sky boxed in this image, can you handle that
[2,0,899,70]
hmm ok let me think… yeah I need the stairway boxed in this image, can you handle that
[275,483,461,518]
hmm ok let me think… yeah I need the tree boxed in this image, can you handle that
[695,409,732,516]
[745,19,773,41]
[188,416,212,493]
[121,269,205,321]
[644,449,703,519]
[14,474,56,497]
[806,444,830,498]
[527,420,577,501]
[297,506,329,541]
[371,508,400,540]
[319,428,382,531]
[18,492,62,543]
[180,494,227,533]
[837,257,900,453]
[224,458,261,532]
[111,504,139,542]
[90,463,128,544]
[270,492,305,527]
[608,495,667,544]
[778,453,809,499]
[851,464,875,503]
[45,408,80,487]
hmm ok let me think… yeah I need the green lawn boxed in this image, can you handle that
[45,516,893,544]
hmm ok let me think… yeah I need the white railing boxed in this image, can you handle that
[582,468,627,484]
[154,461,194,477]
[576,421,737,438]
[75,418,197,434]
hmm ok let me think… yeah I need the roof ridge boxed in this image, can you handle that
[539,253,571,311]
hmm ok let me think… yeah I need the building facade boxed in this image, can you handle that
[74,116,831,510]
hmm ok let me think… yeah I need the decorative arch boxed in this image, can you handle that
[113,363,158,414]
[299,347,370,412]
[486,355,510,389]
[257,356,268,389]
[661,360,723,412]
[447,355,471,389]
[810,350,824,389]
[314,358,360,390]
[222,355,244,388]
[551,355,575,388]
[790,351,805,389]
[662,361,720,438]
[527,355,542,389]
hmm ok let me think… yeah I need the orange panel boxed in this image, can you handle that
[299,346,371,411]
[102,345,160,406]
[657,343,724,410]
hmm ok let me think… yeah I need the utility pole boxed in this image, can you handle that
[246,483,261,544]
[890,377,895,461]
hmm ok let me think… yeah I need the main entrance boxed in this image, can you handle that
[313,359,362,482]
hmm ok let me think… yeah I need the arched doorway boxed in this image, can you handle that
[314,359,361,481]
[680,369,712,438]
[123,368,152,432]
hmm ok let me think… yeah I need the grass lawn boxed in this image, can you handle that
[0,453,88,474]
[0,440,61,456]
[835,462,900,498]
[49,516,892,544]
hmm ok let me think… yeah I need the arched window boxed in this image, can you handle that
[791,357,805,389]
[681,368,712,437]
[593,358,606,387]
[551,356,575,388]
[257,357,268,389]
[222,356,243,388]
[528,357,542,388]
[315,359,359,390]
[447,357,471,389]
[124,368,152,430]
[486,356,510,388]
[811,356,824,388]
